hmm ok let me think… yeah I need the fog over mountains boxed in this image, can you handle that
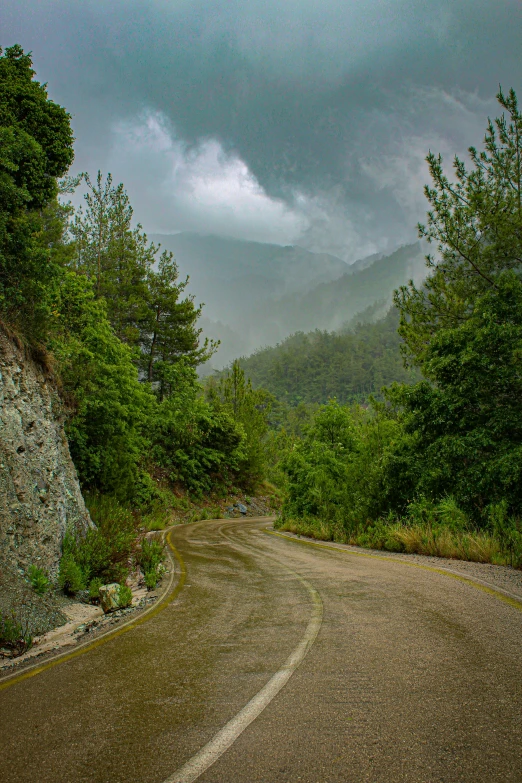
[151,232,425,368]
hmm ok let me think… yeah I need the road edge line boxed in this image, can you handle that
[266,529,522,612]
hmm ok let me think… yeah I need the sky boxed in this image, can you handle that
[3,1,522,260]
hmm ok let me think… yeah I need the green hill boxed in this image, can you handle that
[236,308,420,405]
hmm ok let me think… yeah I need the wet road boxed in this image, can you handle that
[1,517,522,783]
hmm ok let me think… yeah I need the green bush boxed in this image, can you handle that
[58,553,86,595]
[0,612,32,655]
[88,577,103,601]
[28,565,50,595]
[137,538,165,589]
[144,571,158,590]
[118,584,132,608]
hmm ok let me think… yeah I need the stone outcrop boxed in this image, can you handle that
[0,331,92,581]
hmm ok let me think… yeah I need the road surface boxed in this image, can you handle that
[1,517,521,782]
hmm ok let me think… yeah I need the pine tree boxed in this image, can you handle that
[395,88,522,368]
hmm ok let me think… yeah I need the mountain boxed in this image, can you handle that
[150,232,350,323]
[255,242,425,340]
[150,233,425,368]
[235,307,421,406]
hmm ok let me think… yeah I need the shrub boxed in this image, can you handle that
[28,565,50,595]
[0,612,32,656]
[67,494,140,584]
[137,538,164,574]
[58,553,86,595]
[118,584,132,608]
[144,571,158,590]
[88,577,103,601]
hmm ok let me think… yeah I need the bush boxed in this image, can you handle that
[137,538,165,589]
[118,584,132,608]
[88,577,103,601]
[28,565,50,595]
[0,612,32,656]
[73,494,139,583]
[58,553,86,595]
[144,571,158,590]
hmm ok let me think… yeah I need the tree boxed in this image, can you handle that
[206,361,273,488]
[142,251,216,396]
[387,272,522,520]
[0,45,74,339]
[69,172,154,345]
[395,88,522,368]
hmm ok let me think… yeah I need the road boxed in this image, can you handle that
[1,517,521,783]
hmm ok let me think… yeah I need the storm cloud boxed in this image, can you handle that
[3,0,521,258]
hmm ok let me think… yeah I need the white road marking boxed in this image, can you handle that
[163,575,323,783]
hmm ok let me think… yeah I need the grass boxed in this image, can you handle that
[276,517,518,568]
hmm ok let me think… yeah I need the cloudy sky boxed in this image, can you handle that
[3,1,522,260]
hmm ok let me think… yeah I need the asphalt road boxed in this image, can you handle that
[1,517,521,783]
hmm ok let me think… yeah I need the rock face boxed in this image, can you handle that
[0,331,92,580]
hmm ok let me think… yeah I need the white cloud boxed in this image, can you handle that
[106,112,308,244]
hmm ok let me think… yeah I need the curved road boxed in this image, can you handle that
[1,518,521,783]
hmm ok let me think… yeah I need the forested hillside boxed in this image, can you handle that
[237,307,419,405]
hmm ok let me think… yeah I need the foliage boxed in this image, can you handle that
[118,584,133,608]
[0,45,74,340]
[396,88,522,368]
[0,611,32,655]
[58,552,85,595]
[386,273,522,521]
[59,495,139,593]
[137,539,165,589]
[236,307,419,406]
[50,271,155,498]
[205,361,273,489]
[28,565,50,596]
[88,577,103,601]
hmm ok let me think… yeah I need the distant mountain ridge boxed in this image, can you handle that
[149,232,425,368]
[150,232,350,322]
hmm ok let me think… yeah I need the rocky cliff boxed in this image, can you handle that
[0,331,92,581]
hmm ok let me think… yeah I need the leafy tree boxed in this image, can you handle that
[69,172,155,346]
[50,270,155,499]
[386,272,522,520]
[0,44,74,339]
[150,361,244,495]
[396,88,522,368]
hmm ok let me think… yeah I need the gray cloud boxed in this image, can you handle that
[3,0,521,259]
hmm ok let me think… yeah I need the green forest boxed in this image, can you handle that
[236,305,419,406]
[2,42,522,589]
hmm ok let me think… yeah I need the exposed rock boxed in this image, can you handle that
[235,503,247,515]
[0,331,93,582]
[98,583,122,613]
